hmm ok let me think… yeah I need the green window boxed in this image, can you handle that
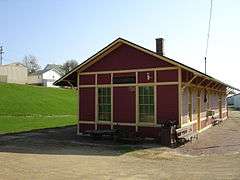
[139,86,154,123]
[98,87,111,121]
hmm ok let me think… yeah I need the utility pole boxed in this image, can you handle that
[204,0,213,74]
[205,57,207,74]
[0,46,4,65]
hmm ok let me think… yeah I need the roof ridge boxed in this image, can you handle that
[54,37,239,91]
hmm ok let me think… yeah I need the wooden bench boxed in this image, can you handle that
[84,129,118,139]
[176,124,198,144]
[212,118,223,126]
[83,129,144,142]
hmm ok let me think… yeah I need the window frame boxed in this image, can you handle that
[138,86,155,124]
[97,87,112,122]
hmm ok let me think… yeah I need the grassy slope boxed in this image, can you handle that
[0,83,77,134]
[0,83,76,116]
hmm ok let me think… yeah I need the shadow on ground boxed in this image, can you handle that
[1,109,240,157]
[0,126,161,156]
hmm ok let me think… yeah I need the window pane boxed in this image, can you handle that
[139,115,145,122]
[99,105,103,112]
[140,105,144,113]
[102,97,106,104]
[143,106,147,114]
[103,105,108,112]
[99,97,102,104]
[108,105,111,112]
[101,113,105,121]
[99,113,103,120]
[143,87,148,94]
[148,106,152,113]
[149,87,154,95]
[107,97,111,104]
[144,96,148,104]
[139,96,144,104]
[144,105,148,113]
[107,113,111,121]
[106,88,111,95]
[150,105,154,113]
[98,88,102,95]
[149,96,154,104]
[139,87,144,95]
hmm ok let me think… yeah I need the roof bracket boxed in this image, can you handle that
[197,77,208,86]
[182,74,198,90]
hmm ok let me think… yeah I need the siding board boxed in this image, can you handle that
[113,87,136,123]
[157,85,179,124]
[79,87,95,121]
[157,69,178,82]
[79,75,95,85]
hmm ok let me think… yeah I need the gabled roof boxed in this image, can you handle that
[32,64,64,76]
[228,93,240,98]
[0,62,26,67]
[43,64,65,75]
[54,37,240,91]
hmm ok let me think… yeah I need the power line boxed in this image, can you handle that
[204,0,213,74]
[0,46,4,65]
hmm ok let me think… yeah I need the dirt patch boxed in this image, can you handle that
[0,109,240,179]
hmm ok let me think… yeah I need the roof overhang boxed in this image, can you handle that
[54,37,240,92]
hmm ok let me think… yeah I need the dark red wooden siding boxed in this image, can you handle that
[83,44,173,72]
[113,87,136,123]
[157,69,178,82]
[138,127,160,138]
[157,85,179,124]
[79,87,95,121]
[138,71,154,83]
[97,74,111,84]
[79,74,95,85]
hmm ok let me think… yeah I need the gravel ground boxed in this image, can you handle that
[0,109,240,179]
[177,110,240,156]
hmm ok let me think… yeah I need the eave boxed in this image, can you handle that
[54,37,240,92]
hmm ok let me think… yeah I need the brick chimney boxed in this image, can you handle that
[156,38,164,56]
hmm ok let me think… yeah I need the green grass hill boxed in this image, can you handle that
[0,83,76,134]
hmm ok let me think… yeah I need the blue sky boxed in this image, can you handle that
[1,0,240,88]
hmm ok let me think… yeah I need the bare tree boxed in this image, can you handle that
[62,59,78,73]
[22,55,41,74]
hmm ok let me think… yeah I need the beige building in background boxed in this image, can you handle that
[27,73,43,85]
[0,63,64,87]
[0,63,28,84]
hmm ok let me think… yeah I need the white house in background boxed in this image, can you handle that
[227,95,234,105]
[233,94,240,110]
[227,93,240,110]
[28,64,64,87]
